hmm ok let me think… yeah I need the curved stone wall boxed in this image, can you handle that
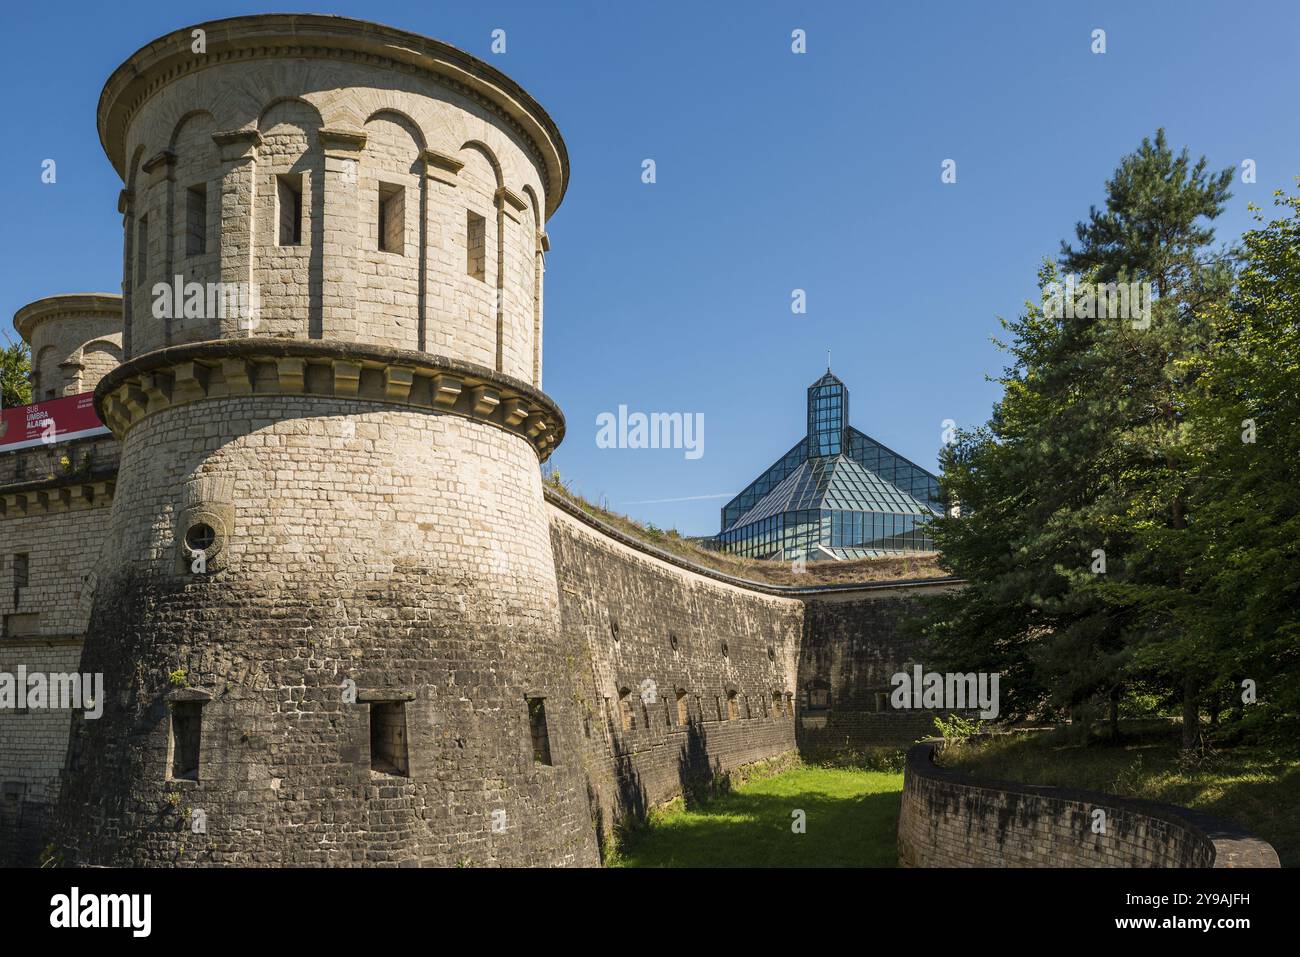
[898,741,1280,868]
[103,14,559,384]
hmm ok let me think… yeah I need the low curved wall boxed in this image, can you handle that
[898,741,1279,868]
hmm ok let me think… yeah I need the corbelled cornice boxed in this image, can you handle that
[94,339,565,460]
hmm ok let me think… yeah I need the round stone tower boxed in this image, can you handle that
[53,15,597,866]
[13,294,122,401]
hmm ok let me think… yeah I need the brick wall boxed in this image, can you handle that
[898,741,1280,868]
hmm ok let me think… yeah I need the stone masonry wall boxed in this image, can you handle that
[898,742,1280,868]
[797,587,968,755]
[51,395,599,867]
[547,499,803,849]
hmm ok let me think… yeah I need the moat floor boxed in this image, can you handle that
[613,766,902,867]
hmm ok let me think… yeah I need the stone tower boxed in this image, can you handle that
[14,294,123,402]
[52,15,598,866]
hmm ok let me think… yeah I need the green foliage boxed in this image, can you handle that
[933,714,983,742]
[1,336,31,408]
[168,668,187,688]
[919,129,1299,750]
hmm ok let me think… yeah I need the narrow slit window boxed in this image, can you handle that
[527,697,552,765]
[277,173,303,246]
[169,701,202,781]
[185,184,207,256]
[617,689,634,731]
[135,215,149,286]
[466,209,486,281]
[378,182,405,254]
[369,701,409,776]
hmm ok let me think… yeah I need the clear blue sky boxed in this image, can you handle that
[3,1,1297,535]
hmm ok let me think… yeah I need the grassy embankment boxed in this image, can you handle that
[941,724,1300,866]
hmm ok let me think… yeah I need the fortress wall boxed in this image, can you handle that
[0,496,113,865]
[898,741,1280,868]
[547,501,804,843]
[52,395,598,867]
[797,586,968,755]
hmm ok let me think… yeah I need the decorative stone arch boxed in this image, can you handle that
[360,109,429,351]
[256,98,326,339]
[521,184,546,388]
[78,339,123,394]
[122,143,148,359]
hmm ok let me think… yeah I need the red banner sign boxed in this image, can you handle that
[0,392,109,452]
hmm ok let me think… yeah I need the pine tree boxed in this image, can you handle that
[1,335,32,409]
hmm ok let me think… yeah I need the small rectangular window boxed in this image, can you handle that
[136,215,149,286]
[13,553,29,590]
[527,697,552,765]
[277,173,303,246]
[466,209,486,281]
[369,701,408,776]
[675,691,688,727]
[170,701,202,780]
[185,184,207,256]
[378,182,405,254]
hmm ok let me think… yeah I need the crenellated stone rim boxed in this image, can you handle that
[96,14,569,216]
[94,339,566,460]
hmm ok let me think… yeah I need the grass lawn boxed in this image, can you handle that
[612,764,903,867]
[941,725,1300,867]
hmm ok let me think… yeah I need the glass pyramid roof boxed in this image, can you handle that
[730,453,935,531]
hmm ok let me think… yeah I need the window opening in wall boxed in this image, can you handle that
[617,689,634,731]
[136,215,149,286]
[184,524,216,554]
[676,690,689,726]
[466,209,486,281]
[169,701,202,781]
[369,701,409,776]
[378,182,405,254]
[726,691,739,721]
[772,691,784,717]
[527,697,552,765]
[277,173,303,246]
[13,553,29,608]
[186,184,207,256]
[808,684,831,711]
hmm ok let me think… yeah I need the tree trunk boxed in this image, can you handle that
[1181,675,1201,752]
[1108,685,1122,742]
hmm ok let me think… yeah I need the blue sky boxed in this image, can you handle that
[3,0,1297,535]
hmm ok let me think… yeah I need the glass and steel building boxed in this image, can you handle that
[717,371,942,560]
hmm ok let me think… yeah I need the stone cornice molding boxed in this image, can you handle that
[98,14,569,216]
[94,339,566,461]
[0,477,116,517]
[13,294,124,343]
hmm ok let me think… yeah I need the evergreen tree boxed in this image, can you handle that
[924,131,1235,749]
[1,335,31,409]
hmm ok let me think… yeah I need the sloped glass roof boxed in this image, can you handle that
[730,454,934,531]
